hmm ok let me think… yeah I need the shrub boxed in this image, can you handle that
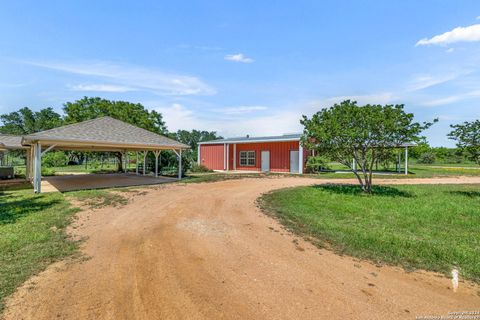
[306,156,330,173]
[189,163,212,173]
[41,167,56,176]
[42,152,68,168]
[418,152,436,164]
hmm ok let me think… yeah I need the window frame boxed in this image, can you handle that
[239,150,256,167]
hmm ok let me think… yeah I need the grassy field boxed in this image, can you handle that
[317,162,480,178]
[0,187,79,311]
[0,185,127,312]
[258,184,480,282]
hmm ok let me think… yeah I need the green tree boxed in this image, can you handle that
[63,97,167,134]
[301,100,434,193]
[42,151,68,168]
[408,140,430,159]
[175,129,222,161]
[0,107,63,134]
[63,97,168,170]
[448,120,480,165]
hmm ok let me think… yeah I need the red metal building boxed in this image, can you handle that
[198,134,308,173]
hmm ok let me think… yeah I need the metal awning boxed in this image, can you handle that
[8,116,189,193]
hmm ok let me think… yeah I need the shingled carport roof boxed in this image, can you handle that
[0,134,28,150]
[22,116,189,151]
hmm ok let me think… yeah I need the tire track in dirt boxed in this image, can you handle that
[3,177,480,320]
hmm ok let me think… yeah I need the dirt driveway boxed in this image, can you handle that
[4,177,480,320]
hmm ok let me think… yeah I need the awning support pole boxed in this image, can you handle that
[178,149,182,179]
[41,144,56,156]
[299,143,304,174]
[143,151,148,175]
[136,152,139,175]
[25,148,31,181]
[197,145,200,165]
[405,146,408,175]
[154,150,161,178]
[33,143,42,193]
[124,151,128,174]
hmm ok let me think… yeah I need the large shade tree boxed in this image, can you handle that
[0,107,63,135]
[63,97,167,134]
[301,100,434,193]
[448,120,480,165]
[63,97,168,171]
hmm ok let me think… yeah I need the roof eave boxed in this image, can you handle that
[198,137,301,145]
[22,136,189,150]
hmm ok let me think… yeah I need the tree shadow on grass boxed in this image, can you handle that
[0,196,62,225]
[449,190,480,198]
[312,184,415,198]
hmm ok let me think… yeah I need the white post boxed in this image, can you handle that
[34,143,42,193]
[33,144,37,192]
[233,144,237,171]
[197,145,201,165]
[124,152,128,174]
[143,151,148,175]
[299,143,304,174]
[178,149,182,179]
[136,152,139,175]
[154,150,160,178]
[352,158,357,171]
[29,147,34,182]
[405,146,408,175]
[25,148,31,181]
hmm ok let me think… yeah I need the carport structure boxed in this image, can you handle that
[20,116,189,193]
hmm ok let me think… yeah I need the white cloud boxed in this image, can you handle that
[408,73,459,91]
[421,95,463,107]
[224,53,254,63]
[69,84,134,92]
[477,16,480,20]
[445,48,455,53]
[214,106,267,115]
[224,110,301,137]
[325,92,396,105]
[416,24,480,46]
[152,102,300,137]
[421,90,480,106]
[22,60,216,96]
[154,103,207,132]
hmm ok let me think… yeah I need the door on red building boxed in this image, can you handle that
[290,150,299,173]
[261,151,270,172]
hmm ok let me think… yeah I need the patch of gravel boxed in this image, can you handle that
[176,218,229,236]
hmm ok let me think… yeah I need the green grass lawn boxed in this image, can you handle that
[258,184,480,282]
[319,162,480,178]
[0,188,80,311]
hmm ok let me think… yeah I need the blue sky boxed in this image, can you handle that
[1,1,480,146]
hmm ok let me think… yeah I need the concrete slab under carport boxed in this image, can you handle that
[41,173,177,192]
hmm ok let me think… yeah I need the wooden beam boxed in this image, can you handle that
[178,149,182,179]
[153,150,161,178]
[143,150,148,175]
